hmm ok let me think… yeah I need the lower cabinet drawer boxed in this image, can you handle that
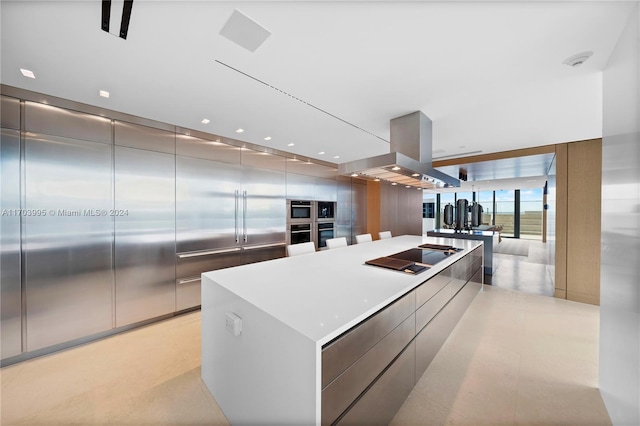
[336,341,416,426]
[322,291,415,388]
[470,268,483,285]
[415,281,481,381]
[415,284,452,332]
[322,314,415,426]
[176,277,201,311]
[416,266,451,308]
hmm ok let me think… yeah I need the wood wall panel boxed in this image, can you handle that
[366,181,381,239]
[379,183,398,237]
[369,183,423,239]
[555,144,568,294]
[566,139,602,305]
[433,144,557,167]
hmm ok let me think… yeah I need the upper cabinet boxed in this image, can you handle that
[241,148,286,173]
[115,121,175,154]
[286,158,338,201]
[176,133,241,165]
[24,102,112,144]
[1,96,20,130]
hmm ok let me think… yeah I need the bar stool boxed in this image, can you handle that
[378,231,392,239]
[355,233,372,244]
[326,237,347,249]
[286,242,316,257]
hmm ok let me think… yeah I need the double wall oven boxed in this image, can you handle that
[287,200,336,249]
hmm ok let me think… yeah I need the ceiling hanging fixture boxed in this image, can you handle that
[339,111,460,189]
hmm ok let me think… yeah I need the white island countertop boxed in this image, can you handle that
[203,235,482,346]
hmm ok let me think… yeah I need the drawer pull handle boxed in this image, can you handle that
[177,247,241,258]
[242,242,286,251]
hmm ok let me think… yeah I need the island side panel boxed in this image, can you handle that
[201,274,319,425]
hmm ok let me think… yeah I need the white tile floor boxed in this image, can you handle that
[392,286,609,425]
[1,243,610,425]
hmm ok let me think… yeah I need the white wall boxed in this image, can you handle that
[600,3,640,425]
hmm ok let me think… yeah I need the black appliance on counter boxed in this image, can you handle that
[365,244,463,274]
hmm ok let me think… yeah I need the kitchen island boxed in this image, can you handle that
[201,235,483,425]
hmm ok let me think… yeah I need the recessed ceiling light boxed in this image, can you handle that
[236,128,244,133]
[391,166,401,171]
[412,173,420,177]
[264,136,272,141]
[351,173,358,177]
[374,178,380,182]
[417,188,422,190]
[99,90,110,98]
[20,68,35,79]
[563,51,593,67]
[318,151,325,155]
[391,182,398,186]
[287,143,295,147]
[201,118,210,124]
[406,185,411,188]
[333,155,340,159]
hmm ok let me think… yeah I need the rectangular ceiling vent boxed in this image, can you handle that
[220,9,271,53]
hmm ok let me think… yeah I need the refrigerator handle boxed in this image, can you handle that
[243,190,248,243]
[235,189,239,244]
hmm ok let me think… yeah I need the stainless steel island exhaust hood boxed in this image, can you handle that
[339,111,460,189]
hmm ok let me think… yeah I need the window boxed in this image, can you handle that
[478,190,494,225]
[495,190,515,237]
[423,202,435,218]
[519,188,543,240]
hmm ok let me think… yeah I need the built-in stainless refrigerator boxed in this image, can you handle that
[175,134,286,311]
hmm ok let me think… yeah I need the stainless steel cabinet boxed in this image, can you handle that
[242,166,286,247]
[286,173,316,200]
[114,146,176,327]
[23,133,114,351]
[1,127,22,359]
[177,156,241,253]
[1,96,20,129]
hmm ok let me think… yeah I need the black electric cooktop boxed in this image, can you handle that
[364,245,463,274]
[388,247,462,266]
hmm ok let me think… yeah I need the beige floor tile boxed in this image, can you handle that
[514,382,611,425]
[391,393,470,426]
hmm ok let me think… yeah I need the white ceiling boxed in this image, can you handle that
[1,1,635,167]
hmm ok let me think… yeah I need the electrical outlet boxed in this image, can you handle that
[225,312,242,336]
